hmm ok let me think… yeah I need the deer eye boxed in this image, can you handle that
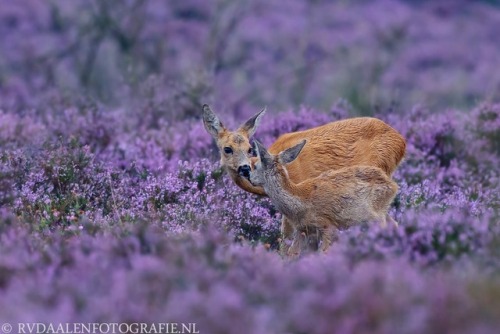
[223,147,233,154]
[248,148,255,156]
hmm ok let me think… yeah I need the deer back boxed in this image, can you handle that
[268,117,406,184]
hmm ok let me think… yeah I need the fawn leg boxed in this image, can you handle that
[378,213,388,229]
[386,214,399,228]
[371,210,392,229]
[279,216,294,256]
[304,226,320,251]
[319,226,338,253]
[287,229,306,258]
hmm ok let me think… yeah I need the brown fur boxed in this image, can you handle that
[203,105,406,194]
[250,141,398,257]
[202,105,406,253]
[266,117,405,185]
[234,117,406,195]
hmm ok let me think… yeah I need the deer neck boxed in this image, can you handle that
[263,169,307,218]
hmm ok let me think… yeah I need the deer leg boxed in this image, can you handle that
[319,225,337,253]
[386,214,399,228]
[378,213,388,229]
[279,216,294,256]
[369,209,390,229]
[297,225,318,252]
[287,229,306,259]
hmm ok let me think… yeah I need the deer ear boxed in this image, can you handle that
[238,107,266,138]
[254,139,272,167]
[202,104,226,139]
[279,140,306,164]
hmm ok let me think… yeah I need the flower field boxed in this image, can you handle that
[1,1,500,333]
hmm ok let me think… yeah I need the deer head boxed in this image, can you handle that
[250,139,307,187]
[202,104,266,179]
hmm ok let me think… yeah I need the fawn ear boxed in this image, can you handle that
[238,107,266,138]
[254,139,272,167]
[202,104,226,139]
[279,140,306,164]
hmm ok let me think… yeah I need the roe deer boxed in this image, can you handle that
[249,140,398,257]
[202,104,405,251]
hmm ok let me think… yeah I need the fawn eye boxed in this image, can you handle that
[223,147,233,154]
[248,148,255,156]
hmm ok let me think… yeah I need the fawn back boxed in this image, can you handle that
[250,139,398,255]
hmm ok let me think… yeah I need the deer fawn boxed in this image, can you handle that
[250,139,398,257]
[202,104,405,252]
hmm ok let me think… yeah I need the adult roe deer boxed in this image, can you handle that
[202,104,406,251]
[250,139,398,257]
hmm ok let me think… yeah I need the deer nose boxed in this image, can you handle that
[238,165,251,178]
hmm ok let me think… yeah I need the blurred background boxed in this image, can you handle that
[1,0,500,119]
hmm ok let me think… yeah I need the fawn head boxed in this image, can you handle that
[250,139,307,186]
[202,104,266,179]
